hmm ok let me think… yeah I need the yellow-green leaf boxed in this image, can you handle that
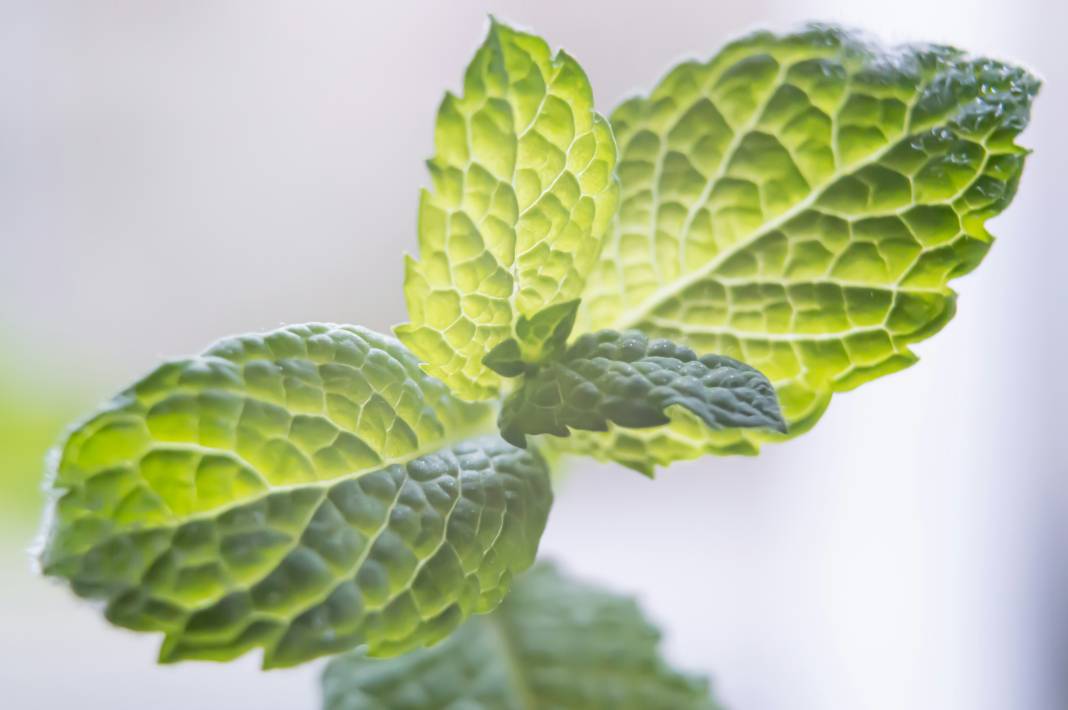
[396,20,619,401]
[566,25,1039,471]
[38,324,552,668]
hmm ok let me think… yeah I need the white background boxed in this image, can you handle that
[2,1,1065,708]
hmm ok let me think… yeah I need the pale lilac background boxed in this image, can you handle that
[2,1,1065,708]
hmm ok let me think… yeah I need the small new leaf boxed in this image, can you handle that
[515,298,581,362]
[322,562,721,710]
[498,330,786,458]
[482,299,582,377]
[483,338,527,378]
[38,324,553,668]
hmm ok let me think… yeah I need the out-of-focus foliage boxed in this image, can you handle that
[0,358,88,527]
[322,563,721,710]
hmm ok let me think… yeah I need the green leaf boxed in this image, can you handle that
[38,324,553,668]
[483,299,581,378]
[514,298,581,363]
[483,338,528,378]
[321,562,721,710]
[396,19,620,401]
[569,24,1039,470]
[498,330,785,464]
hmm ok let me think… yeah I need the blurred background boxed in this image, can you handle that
[2,1,1065,708]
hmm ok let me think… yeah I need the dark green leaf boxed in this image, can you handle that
[499,330,786,453]
[483,338,527,378]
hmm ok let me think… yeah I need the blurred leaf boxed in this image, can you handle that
[0,358,88,525]
[38,324,552,668]
[322,562,721,710]
[396,19,619,401]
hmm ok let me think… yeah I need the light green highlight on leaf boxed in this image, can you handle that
[498,330,785,469]
[38,324,552,668]
[322,562,720,710]
[397,20,620,401]
[567,24,1039,470]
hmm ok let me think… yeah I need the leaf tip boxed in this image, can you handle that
[501,425,528,449]
[623,460,656,478]
[485,14,512,42]
[482,338,526,378]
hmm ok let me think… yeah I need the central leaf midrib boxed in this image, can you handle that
[610,134,912,332]
[608,63,952,334]
[486,608,539,710]
[51,432,487,564]
[260,460,416,667]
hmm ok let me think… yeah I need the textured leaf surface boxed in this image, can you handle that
[396,20,620,401]
[570,24,1038,470]
[499,330,785,462]
[322,563,720,710]
[39,324,552,668]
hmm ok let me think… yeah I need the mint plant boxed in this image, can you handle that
[37,20,1037,709]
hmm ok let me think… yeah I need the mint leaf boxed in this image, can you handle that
[498,330,784,462]
[514,298,581,363]
[396,20,620,401]
[483,298,581,378]
[322,563,720,710]
[570,24,1038,469]
[483,338,527,378]
[39,324,552,668]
